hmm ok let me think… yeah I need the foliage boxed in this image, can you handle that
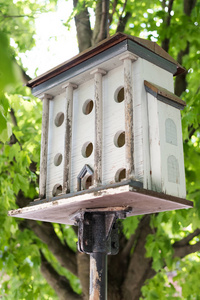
[0,32,16,142]
[0,0,200,299]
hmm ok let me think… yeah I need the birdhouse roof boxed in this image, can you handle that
[27,32,185,96]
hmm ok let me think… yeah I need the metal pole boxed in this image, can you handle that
[90,253,107,300]
[76,210,124,300]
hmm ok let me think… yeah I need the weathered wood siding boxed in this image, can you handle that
[71,79,95,192]
[146,93,162,192]
[131,58,143,182]
[142,60,186,198]
[158,101,186,198]
[102,65,126,185]
[141,60,174,189]
[46,93,66,197]
[44,53,185,199]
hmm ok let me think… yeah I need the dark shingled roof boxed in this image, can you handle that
[27,32,185,89]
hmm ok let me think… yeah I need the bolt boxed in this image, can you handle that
[85,239,91,246]
[112,241,118,249]
[84,219,90,225]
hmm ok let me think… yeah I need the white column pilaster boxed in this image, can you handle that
[62,82,77,193]
[39,93,53,199]
[120,53,137,180]
[90,68,107,186]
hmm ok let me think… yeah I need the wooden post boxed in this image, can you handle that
[62,82,77,193]
[120,54,137,180]
[90,68,106,186]
[39,93,53,199]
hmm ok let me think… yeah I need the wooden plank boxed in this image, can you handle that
[27,33,185,89]
[120,54,137,180]
[70,79,95,192]
[46,93,66,197]
[102,65,126,185]
[132,58,144,182]
[8,182,193,225]
[30,42,128,98]
[147,93,162,192]
[39,94,53,198]
[127,40,178,76]
[62,83,77,193]
[144,80,186,108]
[90,69,106,186]
[157,100,186,198]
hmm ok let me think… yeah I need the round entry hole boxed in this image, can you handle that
[82,99,94,115]
[114,87,124,103]
[54,153,63,166]
[52,184,62,196]
[82,142,93,158]
[114,131,125,148]
[115,168,126,182]
[55,112,64,127]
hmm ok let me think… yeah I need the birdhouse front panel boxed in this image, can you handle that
[43,51,186,199]
[71,79,95,191]
[46,93,66,197]
[102,65,126,185]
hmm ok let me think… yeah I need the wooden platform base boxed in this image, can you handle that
[8,181,193,225]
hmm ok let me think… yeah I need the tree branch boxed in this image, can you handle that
[161,0,174,52]
[108,0,118,32]
[10,108,18,127]
[122,215,156,300]
[184,0,197,16]
[173,229,200,247]
[92,0,109,45]
[0,13,34,19]
[115,0,131,33]
[175,42,189,96]
[8,108,23,148]
[26,220,78,276]
[73,0,92,52]
[173,229,200,258]
[161,0,166,9]
[173,241,200,258]
[174,0,196,96]
[184,123,200,143]
[77,252,89,300]
[40,251,82,300]
[116,11,131,33]
[121,216,149,260]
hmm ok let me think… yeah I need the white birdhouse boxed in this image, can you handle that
[9,33,192,224]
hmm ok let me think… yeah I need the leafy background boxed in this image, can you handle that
[0,0,200,299]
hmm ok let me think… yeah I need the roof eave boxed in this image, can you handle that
[27,33,186,89]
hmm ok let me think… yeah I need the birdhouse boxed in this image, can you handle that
[9,33,192,224]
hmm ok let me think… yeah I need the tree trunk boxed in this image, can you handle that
[73,0,92,52]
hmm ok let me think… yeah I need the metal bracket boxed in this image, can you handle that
[71,207,131,300]
[74,207,131,255]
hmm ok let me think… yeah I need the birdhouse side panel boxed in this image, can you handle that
[71,79,95,192]
[158,101,186,198]
[142,59,174,91]
[146,93,162,192]
[102,65,126,185]
[46,94,66,197]
[131,58,147,182]
[142,59,175,192]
